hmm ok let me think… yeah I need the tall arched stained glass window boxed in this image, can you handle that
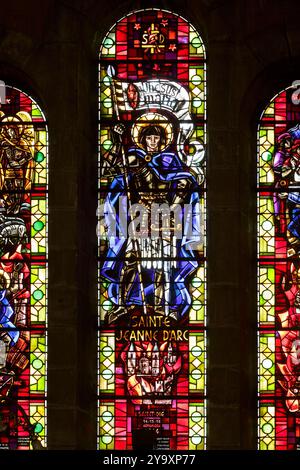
[98,9,206,451]
[258,84,300,450]
[0,85,47,449]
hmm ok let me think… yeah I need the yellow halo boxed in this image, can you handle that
[131,113,173,151]
[0,112,34,155]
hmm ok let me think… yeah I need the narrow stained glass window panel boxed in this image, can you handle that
[0,86,47,449]
[98,9,206,450]
[258,85,300,450]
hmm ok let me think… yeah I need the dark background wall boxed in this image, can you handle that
[1,0,300,449]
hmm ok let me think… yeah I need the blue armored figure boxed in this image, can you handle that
[101,121,202,323]
[0,288,19,347]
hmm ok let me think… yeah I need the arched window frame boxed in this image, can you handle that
[0,83,48,450]
[257,82,300,450]
[98,8,207,451]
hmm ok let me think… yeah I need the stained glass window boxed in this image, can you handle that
[98,9,206,450]
[0,85,47,449]
[258,83,300,450]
